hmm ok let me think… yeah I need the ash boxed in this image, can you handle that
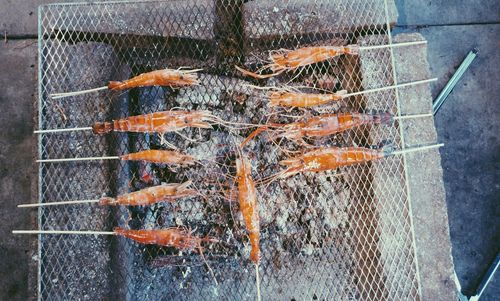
[117,69,355,300]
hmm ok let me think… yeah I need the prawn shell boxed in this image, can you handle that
[108,69,199,91]
[268,91,346,108]
[270,46,358,70]
[120,150,196,165]
[236,153,261,264]
[99,182,196,206]
[299,112,376,137]
[280,147,385,173]
[110,110,214,134]
[114,228,202,250]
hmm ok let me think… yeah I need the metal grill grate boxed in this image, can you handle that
[37,0,426,300]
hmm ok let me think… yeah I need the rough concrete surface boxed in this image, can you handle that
[393,33,456,301]
[0,40,38,301]
[396,0,500,26]
[395,24,500,300]
[0,0,499,300]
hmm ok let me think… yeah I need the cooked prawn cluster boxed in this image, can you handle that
[40,42,435,292]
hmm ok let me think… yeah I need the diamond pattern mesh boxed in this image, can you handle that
[37,0,422,300]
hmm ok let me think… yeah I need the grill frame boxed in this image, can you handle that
[35,1,430,300]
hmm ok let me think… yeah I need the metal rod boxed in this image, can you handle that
[12,230,115,235]
[18,199,100,208]
[50,86,108,99]
[360,40,427,51]
[393,113,433,120]
[37,156,119,163]
[344,78,437,97]
[34,126,93,134]
[473,252,499,300]
[390,143,444,156]
[433,49,478,115]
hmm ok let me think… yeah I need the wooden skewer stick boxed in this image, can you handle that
[34,78,437,134]
[12,230,115,235]
[36,156,119,163]
[50,86,108,99]
[390,143,444,156]
[359,40,426,51]
[49,68,203,100]
[393,113,433,120]
[18,199,100,208]
[34,113,432,164]
[256,263,261,301]
[34,126,93,134]
[343,78,437,98]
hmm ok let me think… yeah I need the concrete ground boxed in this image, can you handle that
[0,0,498,300]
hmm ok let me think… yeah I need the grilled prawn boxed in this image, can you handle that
[236,149,261,264]
[242,112,393,147]
[120,149,196,165]
[99,181,196,206]
[92,110,217,134]
[261,146,386,184]
[268,90,347,108]
[50,68,201,99]
[114,227,215,250]
[108,68,200,91]
[236,45,359,79]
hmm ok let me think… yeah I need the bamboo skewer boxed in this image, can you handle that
[18,199,100,208]
[50,86,108,99]
[389,143,444,156]
[255,263,261,301]
[48,42,425,100]
[35,78,437,134]
[49,68,203,99]
[37,156,119,163]
[359,40,426,51]
[20,143,444,208]
[12,230,115,235]
[35,113,432,163]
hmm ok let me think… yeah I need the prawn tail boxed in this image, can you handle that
[98,197,117,205]
[372,111,393,125]
[92,121,113,134]
[344,44,359,55]
[107,81,123,91]
[377,140,395,156]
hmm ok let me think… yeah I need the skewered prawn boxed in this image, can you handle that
[235,45,359,79]
[268,90,347,108]
[263,144,443,183]
[114,227,216,250]
[114,227,220,285]
[50,68,201,99]
[92,110,217,134]
[120,149,196,165]
[99,181,196,206]
[108,68,201,91]
[241,112,393,147]
[235,149,261,264]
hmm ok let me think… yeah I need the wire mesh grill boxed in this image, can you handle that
[37,0,422,300]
